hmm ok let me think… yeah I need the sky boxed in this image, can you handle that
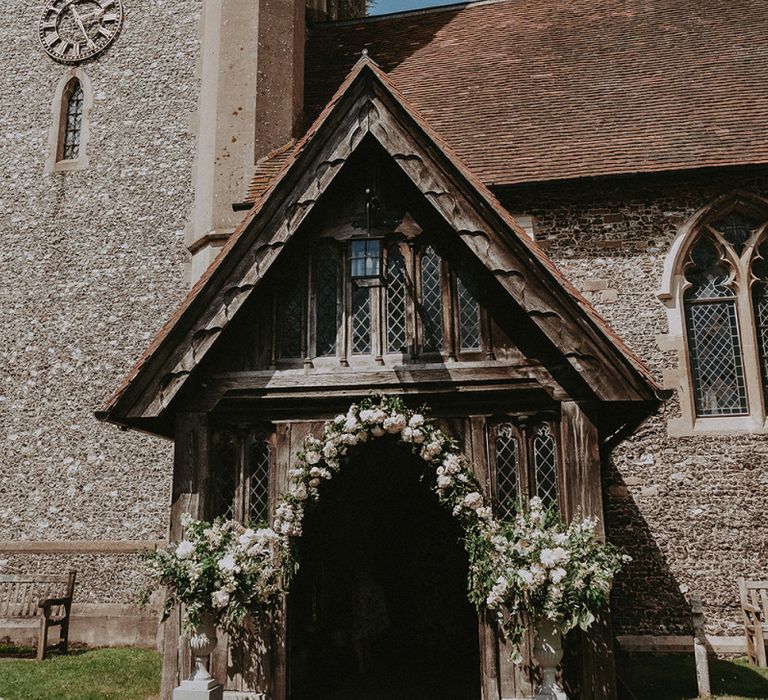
[368,0,458,16]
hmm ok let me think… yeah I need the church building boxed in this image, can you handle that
[1,0,766,698]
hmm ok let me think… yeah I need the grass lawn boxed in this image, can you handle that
[0,647,160,700]
[617,653,768,700]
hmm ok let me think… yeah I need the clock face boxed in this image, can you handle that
[39,0,123,63]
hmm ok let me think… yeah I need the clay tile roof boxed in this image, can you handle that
[246,140,297,205]
[306,0,768,186]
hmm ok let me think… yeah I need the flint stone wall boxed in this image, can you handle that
[499,165,768,637]
[0,0,201,593]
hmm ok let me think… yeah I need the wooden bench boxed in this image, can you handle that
[0,571,76,660]
[738,577,768,668]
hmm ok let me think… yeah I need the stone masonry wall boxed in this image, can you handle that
[500,166,768,637]
[0,1,201,602]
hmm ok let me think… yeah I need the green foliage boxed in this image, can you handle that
[0,648,160,700]
[141,517,282,633]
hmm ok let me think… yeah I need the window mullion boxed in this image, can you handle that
[736,260,765,423]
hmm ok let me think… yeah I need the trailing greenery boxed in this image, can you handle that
[470,496,629,662]
[0,647,160,700]
[140,517,281,633]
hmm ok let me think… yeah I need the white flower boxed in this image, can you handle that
[437,475,453,490]
[463,492,483,510]
[383,414,407,434]
[372,409,387,423]
[238,529,256,547]
[305,450,322,465]
[401,427,414,442]
[180,513,194,529]
[517,568,534,585]
[476,506,493,520]
[359,409,374,424]
[412,429,425,444]
[409,414,424,428]
[553,533,568,546]
[442,454,462,474]
[334,414,346,425]
[212,589,230,609]
[292,483,308,501]
[550,567,567,584]
[218,554,239,573]
[344,415,359,433]
[309,477,321,488]
[323,443,337,459]
[175,540,195,559]
[540,548,557,568]
[529,496,543,510]
[372,426,385,437]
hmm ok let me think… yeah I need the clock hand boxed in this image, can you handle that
[70,5,96,48]
[78,8,105,25]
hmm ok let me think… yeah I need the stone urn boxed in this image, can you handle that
[533,618,568,700]
[173,614,223,700]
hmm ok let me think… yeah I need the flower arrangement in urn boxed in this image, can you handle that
[142,515,282,632]
[469,496,630,664]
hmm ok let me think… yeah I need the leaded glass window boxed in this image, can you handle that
[457,270,481,352]
[248,434,271,523]
[683,238,747,416]
[351,286,371,355]
[211,428,272,524]
[495,424,519,520]
[420,246,443,352]
[532,424,559,510]
[280,278,304,359]
[713,213,758,257]
[211,430,238,520]
[315,249,339,357]
[60,80,83,161]
[752,240,768,408]
[386,245,407,353]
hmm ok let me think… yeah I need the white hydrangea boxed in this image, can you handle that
[175,540,195,559]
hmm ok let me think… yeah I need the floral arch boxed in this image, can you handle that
[272,395,496,590]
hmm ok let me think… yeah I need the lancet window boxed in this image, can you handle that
[490,420,560,519]
[210,428,272,524]
[665,198,768,431]
[59,79,84,162]
[276,238,486,363]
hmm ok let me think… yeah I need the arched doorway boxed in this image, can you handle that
[288,439,481,700]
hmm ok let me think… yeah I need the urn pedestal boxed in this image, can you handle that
[533,619,568,700]
[173,615,224,700]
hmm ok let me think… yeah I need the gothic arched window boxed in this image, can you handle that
[59,79,84,162]
[659,194,768,433]
[46,71,92,173]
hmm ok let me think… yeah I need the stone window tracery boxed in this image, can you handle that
[659,193,768,434]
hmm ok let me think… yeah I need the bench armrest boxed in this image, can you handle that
[39,596,71,609]
[742,603,763,616]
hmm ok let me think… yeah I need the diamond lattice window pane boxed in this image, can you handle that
[495,424,519,520]
[248,434,271,524]
[533,424,559,511]
[280,279,303,358]
[386,246,407,353]
[420,246,443,352]
[685,301,747,415]
[753,241,768,407]
[211,430,238,520]
[352,286,371,354]
[457,272,481,351]
[315,250,338,357]
[713,213,758,256]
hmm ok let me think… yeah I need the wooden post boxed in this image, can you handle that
[691,594,711,698]
[160,413,209,700]
[559,401,617,700]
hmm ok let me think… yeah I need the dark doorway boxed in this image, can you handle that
[288,440,481,700]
